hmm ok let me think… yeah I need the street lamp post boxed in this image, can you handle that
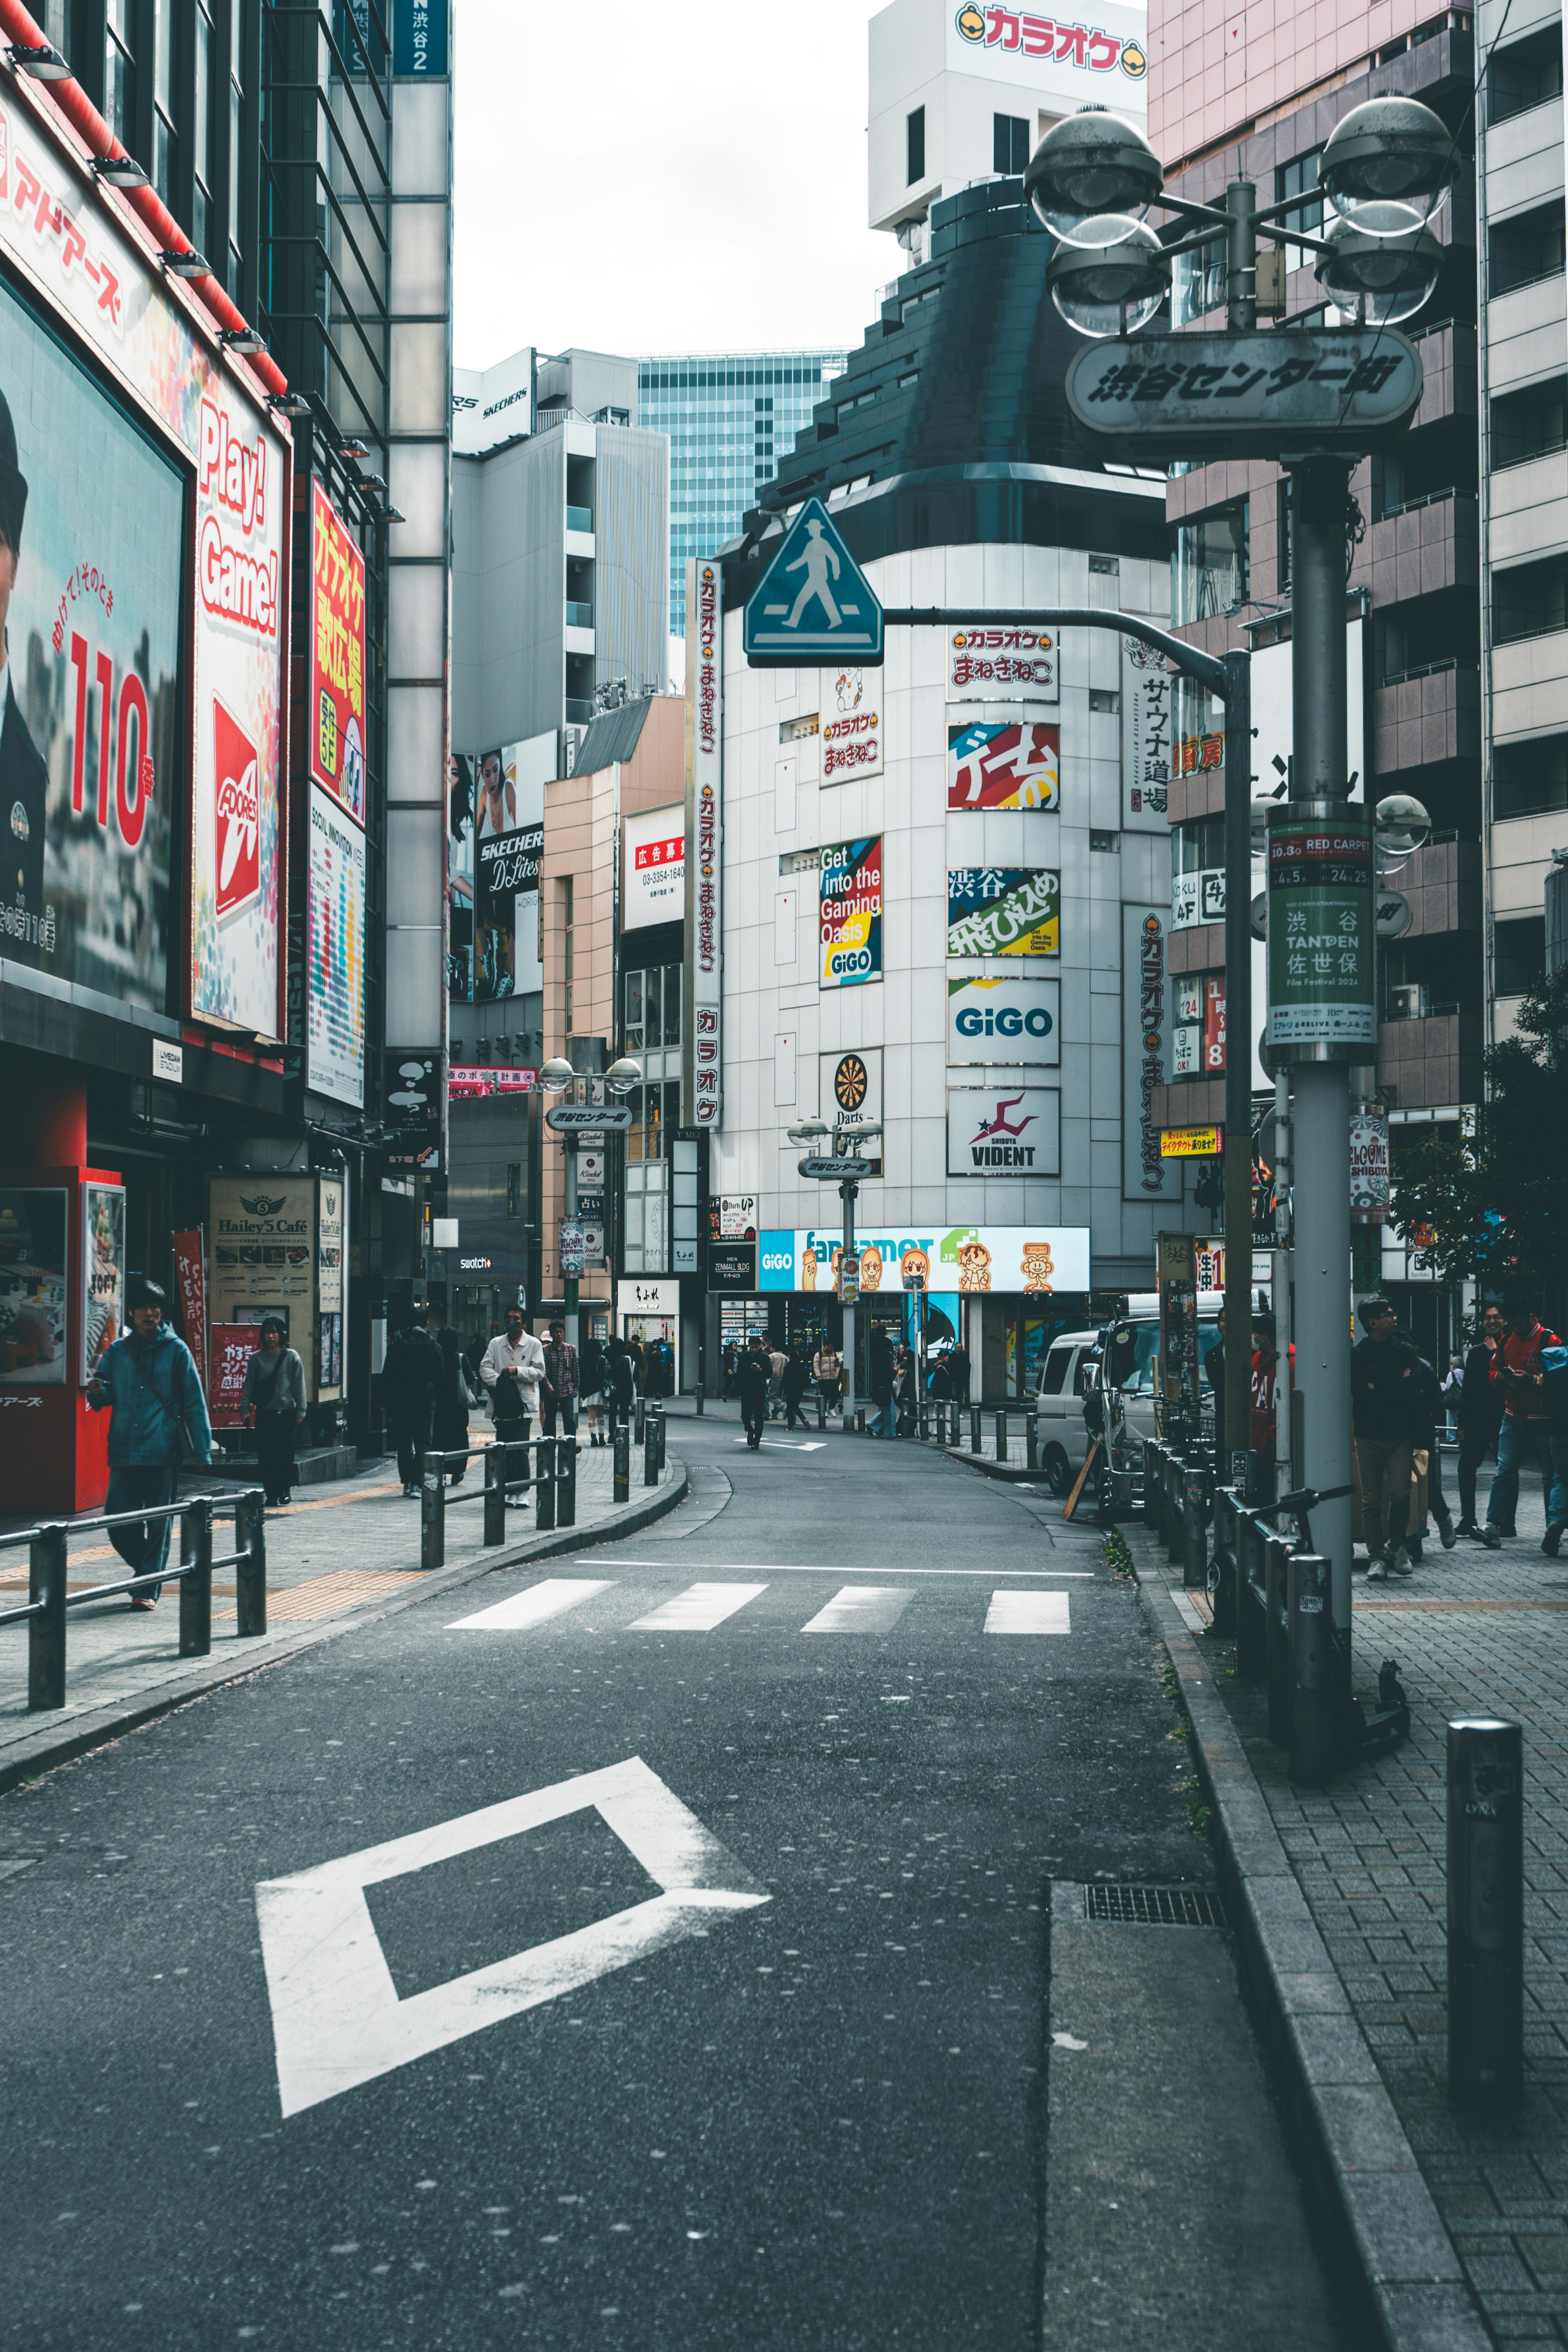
[788,1113,881,1432]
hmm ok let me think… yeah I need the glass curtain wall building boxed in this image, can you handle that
[637,352,848,635]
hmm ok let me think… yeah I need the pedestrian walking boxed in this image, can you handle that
[1351,1297,1427,1580]
[766,1342,786,1421]
[241,1315,307,1505]
[1249,1313,1281,1501]
[738,1335,771,1449]
[1455,1304,1506,1536]
[1440,1350,1465,1440]
[813,1339,842,1420]
[868,1325,895,1439]
[948,1339,971,1408]
[431,1326,474,1485]
[1480,1301,1568,1552]
[480,1305,544,1460]
[606,1335,636,1433]
[782,1346,811,1430]
[382,1304,443,1497]
[579,1332,607,1446]
[722,1342,739,1400]
[1404,1345,1458,1561]
[542,1320,580,1441]
[85,1276,212,1610]
[894,1345,920,1436]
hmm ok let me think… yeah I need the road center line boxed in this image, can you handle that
[579,1561,1096,1578]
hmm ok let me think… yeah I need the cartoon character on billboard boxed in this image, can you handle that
[956,1239,993,1291]
[0,389,47,966]
[1021,1240,1056,1293]
[900,1246,930,1291]
[859,1245,882,1292]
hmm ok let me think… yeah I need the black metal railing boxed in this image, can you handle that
[0,1488,267,1711]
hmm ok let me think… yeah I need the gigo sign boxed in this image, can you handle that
[946,976,1060,1066]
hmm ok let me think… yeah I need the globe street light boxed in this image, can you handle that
[1320,95,1456,228]
[1315,205,1444,325]
[605,1056,643,1095]
[1024,107,1163,245]
[1047,219,1170,338]
[539,1057,575,1090]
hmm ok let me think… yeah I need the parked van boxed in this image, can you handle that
[1036,1293,1229,1510]
[1034,1329,1099,1494]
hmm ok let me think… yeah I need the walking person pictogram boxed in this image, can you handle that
[785,518,842,631]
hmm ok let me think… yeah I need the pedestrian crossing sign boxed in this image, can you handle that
[743,496,884,669]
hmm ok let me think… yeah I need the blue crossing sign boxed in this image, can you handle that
[743,496,884,668]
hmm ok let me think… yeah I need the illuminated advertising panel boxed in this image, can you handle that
[307,480,366,825]
[307,785,367,1107]
[624,803,685,930]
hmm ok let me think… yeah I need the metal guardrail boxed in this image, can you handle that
[0,1487,266,1711]
[418,1439,578,1570]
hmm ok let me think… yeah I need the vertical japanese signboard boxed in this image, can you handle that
[1122,906,1180,1202]
[820,837,883,988]
[1121,640,1172,831]
[684,560,722,1130]
[1265,809,1376,1053]
[1156,1231,1201,1422]
[308,481,366,826]
[307,787,367,1106]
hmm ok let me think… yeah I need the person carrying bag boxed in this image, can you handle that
[241,1316,307,1505]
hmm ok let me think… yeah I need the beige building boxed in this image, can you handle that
[539,696,688,1321]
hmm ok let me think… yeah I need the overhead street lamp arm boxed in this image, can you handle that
[880,607,1229,696]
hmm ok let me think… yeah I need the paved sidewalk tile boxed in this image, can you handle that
[0,1427,665,1753]
[1145,1459,1568,2349]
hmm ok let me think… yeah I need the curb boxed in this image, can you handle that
[1124,1524,1488,2352]
[0,1459,690,1800]
[939,1442,1041,1483]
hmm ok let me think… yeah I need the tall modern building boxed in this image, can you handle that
[637,354,849,636]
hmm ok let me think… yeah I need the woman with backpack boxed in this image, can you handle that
[242,1316,307,1506]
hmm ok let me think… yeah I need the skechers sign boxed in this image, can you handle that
[947,977,1060,1066]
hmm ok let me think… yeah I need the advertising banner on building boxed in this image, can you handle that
[820,1049,883,1172]
[710,1195,759,1241]
[0,273,183,1004]
[946,974,1060,1065]
[208,1325,255,1431]
[1173,865,1225,930]
[820,837,882,988]
[1121,639,1172,830]
[820,665,883,783]
[947,0,1149,111]
[307,786,367,1107]
[708,1244,757,1293]
[758,1224,1091,1295]
[448,753,476,1001]
[209,1177,316,1387]
[80,1181,125,1379]
[448,1065,536,1099]
[1266,810,1376,1050]
[385,1052,443,1169]
[947,1087,1061,1177]
[476,818,543,998]
[684,561,723,1127]
[171,1228,207,1389]
[947,868,1059,957]
[308,480,366,825]
[624,803,686,930]
[316,1174,344,1399]
[1350,1106,1391,1220]
[945,625,1057,703]
[947,720,1059,811]
[1122,905,1181,1202]
[0,1187,67,1384]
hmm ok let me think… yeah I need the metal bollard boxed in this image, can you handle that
[1447,1718,1523,2104]
[1265,1533,1292,1745]
[817,1393,827,1432]
[1144,1442,1161,1536]
[235,1490,267,1637]
[1182,1455,1207,1590]
[178,1498,213,1660]
[1209,1487,1237,1636]
[484,1444,507,1545]
[1165,1450,1185,1565]
[536,1437,557,1533]
[995,1409,1007,1463]
[970,1407,981,1456]
[635,1396,646,1445]
[28,1522,67,1711]
[1236,1512,1267,1683]
[558,1433,577,1528]
[855,1406,866,1435]
[1026,1409,1038,1473]
[613,1422,630,1504]
[420,1454,445,1569]
[1287,1551,1334,1786]
[644,1415,659,1487]
[655,1408,667,1470]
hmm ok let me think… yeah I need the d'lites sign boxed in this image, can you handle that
[1160,1125,1223,1158]
[1067,328,1423,464]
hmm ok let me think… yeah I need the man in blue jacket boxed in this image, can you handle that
[86,1276,212,1610]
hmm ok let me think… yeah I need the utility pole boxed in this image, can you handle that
[840,1172,858,1429]
[1219,187,1256,1495]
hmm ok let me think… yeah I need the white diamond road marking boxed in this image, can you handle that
[629,1583,768,1632]
[447,1578,615,1631]
[731,1438,827,1451]
[800,1587,913,1634]
[255,1757,767,2118]
[985,1589,1071,1635]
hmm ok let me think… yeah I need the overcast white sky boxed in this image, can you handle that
[453,1,897,370]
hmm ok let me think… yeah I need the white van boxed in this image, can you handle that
[1034,1329,1099,1494]
[1035,1295,1229,1505]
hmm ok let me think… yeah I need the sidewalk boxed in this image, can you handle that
[1130,1464,1568,2352]
[0,1425,679,1769]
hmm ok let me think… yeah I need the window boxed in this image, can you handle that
[907,105,925,184]
[561,876,574,1034]
[192,0,212,257]
[1379,586,1478,678]
[1489,22,1563,124]
[1492,377,1568,470]
[1171,233,1225,326]
[1493,555,1568,646]
[104,0,134,146]
[1494,915,1546,997]
[1172,503,1249,623]
[152,0,173,203]
[1377,418,1477,514]
[1275,148,1324,272]
[506,1164,522,1218]
[1494,733,1568,819]
[1041,1344,1074,1395]
[1490,201,1566,298]
[1277,478,1292,593]
[993,112,1029,174]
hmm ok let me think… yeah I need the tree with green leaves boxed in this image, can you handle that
[1388,964,1568,1302]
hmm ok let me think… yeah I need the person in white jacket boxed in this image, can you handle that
[479,1306,546,1446]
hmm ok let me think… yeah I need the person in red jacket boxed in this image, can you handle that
[1250,1314,1281,1497]
[1481,1302,1568,1553]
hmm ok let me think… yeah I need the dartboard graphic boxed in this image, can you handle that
[834,1054,868,1112]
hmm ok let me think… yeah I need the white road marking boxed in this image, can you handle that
[801,1587,913,1634]
[584,1561,1095,1578]
[255,1757,768,2118]
[447,1578,615,1631]
[985,1589,1071,1635]
[732,1438,826,1451]
[629,1583,768,1632]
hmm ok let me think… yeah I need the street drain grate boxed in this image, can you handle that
[1087,1884,1225,1928]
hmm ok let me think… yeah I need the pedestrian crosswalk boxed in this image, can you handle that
[448,1578,1077,1636]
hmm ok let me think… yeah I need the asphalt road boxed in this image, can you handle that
[1,1423,1347,2349]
